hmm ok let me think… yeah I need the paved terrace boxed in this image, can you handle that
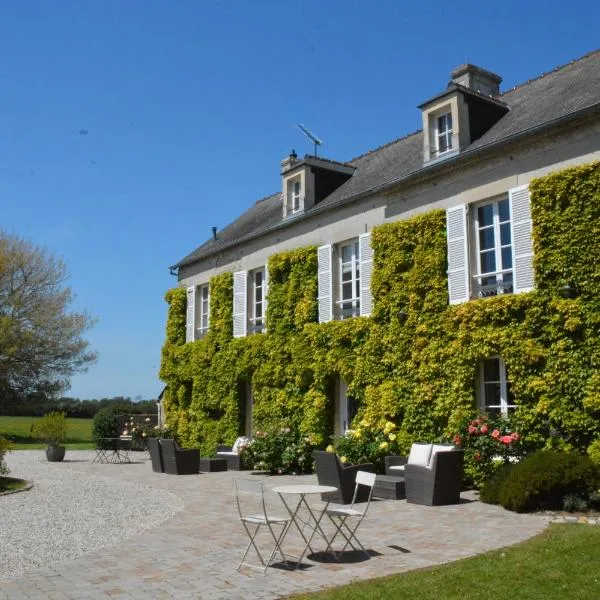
[1,450,546,600]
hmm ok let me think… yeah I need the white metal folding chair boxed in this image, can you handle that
[233,478,291,574]
[324,470,376,558]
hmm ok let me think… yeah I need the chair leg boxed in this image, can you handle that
[326,516,368,558]
[238,522,267,573]
[238,521,289,574]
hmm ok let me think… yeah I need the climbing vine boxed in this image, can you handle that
[160,161,600,461]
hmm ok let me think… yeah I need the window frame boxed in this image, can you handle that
[286,176,302,215]
[478,357,516,416]
[336,240,361,320]
[472,197,514,298]
[196,283,210,338]
[248,267,266,334]
[435,111,453,156]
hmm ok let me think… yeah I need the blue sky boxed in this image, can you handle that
[1,1,598,400]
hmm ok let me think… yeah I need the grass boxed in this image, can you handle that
[0,415,94,449]
[290,524,600,600]
[0,476,29,493]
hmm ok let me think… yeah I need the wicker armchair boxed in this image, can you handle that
[147,437,164,473]
[313,451,375,505]
[216,436,250,470]
[404,449,464,506]
[159,439,200,475]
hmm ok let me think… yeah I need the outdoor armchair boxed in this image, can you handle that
[313,450,375,505]
[159,439,200,475]
[404,448,464,506]
[216,436,250,470]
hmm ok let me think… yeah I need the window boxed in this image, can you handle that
[435,112,453,156]
[337,241,360,319]
[196,284,210,338]
[248,268,266,334]
[473,198,513,297]
[479,358,515,416]
[334,378,359,437]
[286,178,302,215]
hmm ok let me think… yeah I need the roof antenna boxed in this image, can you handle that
[297,124,323,157]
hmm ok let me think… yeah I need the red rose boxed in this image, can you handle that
[491,429,500,439]
[480,424,489,434]
[453,434,462,446]
[468,425,477,435]
[501,435,512,445]
[511,432,520,442]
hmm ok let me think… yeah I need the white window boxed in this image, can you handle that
[473,198,513,297]
[248,268,266,334]
[286,178,302,215]
[334,378,359,437]
[196,284,210,338]
[479,357,515,416]
[436,112,453,156]
[337,241,360,319]
[446,185,534,305]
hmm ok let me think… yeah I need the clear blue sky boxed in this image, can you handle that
[1,1,598,400]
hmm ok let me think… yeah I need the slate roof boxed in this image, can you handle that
[175,49,600,270]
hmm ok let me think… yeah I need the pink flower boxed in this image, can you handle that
[511,432,520,442]
[470,420,478,427]
[468,425,477,435]
[453,434,463,446]
[491,429,500,439]
[480,424,489,435]
[501,435,512,445]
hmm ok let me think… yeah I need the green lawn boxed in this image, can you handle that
[290,524,600,600]
[0,415,94,449]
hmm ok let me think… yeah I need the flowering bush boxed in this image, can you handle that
[242,428,317,474]
[0,436,12,476]
[333,419,402,473]
[121,416,169,450]
[450,413,525,488]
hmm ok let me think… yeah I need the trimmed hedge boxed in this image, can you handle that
[497,450,600,512]
[160,162,600,467]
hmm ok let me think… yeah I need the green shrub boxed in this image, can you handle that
[479,463,517,505]
[498,450,600,513]
[333,419,402,473]
[243,428,317,474]
[32,412,67,446]
[0,436,12,476]
[92,406,122,441]
[587,439,600,467]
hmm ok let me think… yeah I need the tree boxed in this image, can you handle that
[0,230,97,397]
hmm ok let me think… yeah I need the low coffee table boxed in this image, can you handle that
[373,475,405,500]
[199,457,228,472]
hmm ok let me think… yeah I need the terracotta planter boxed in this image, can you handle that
[46,445,66,462]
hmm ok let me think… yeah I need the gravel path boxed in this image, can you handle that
[0,450,184,580]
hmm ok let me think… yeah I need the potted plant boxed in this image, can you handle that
[32,412,68,462]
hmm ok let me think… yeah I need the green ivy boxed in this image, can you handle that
[160,161,600,466]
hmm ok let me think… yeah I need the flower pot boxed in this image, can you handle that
[46,445,66,462]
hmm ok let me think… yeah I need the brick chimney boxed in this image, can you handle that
[451,64,502,97]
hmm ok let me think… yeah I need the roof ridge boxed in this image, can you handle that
[348,129,422,164]
[499,47,600,97]
[254,191,281,205]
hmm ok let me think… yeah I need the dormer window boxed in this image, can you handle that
[287,178,302,215]
[436,112,453,155]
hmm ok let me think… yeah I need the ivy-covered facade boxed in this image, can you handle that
[161,54,600,459]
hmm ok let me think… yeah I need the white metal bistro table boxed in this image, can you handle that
[272,484,337,567]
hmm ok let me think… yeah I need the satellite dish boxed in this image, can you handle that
[297,124,323,156]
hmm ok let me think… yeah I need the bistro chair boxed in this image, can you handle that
[324,470,376,558]
[233,478,291,574]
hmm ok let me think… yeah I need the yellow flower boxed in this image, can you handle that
[379,441,389,450]
[340,456,347,463]
[354,430,362,439]
[383,421,396,434]
[388,433,396,441]
[326,444,335,452]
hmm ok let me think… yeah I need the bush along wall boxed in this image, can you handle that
[160,161,600,474]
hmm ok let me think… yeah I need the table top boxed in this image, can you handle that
[272,484,337,495]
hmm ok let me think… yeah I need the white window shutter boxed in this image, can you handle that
[446,204,470,305]
[359,233,373,316]
[185,286,196,343]
[510,185,534,293]
[233,271,247,338]
[263,265,269,333]
[317,244,333,323]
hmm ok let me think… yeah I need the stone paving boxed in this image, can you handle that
[0,450,547,599]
